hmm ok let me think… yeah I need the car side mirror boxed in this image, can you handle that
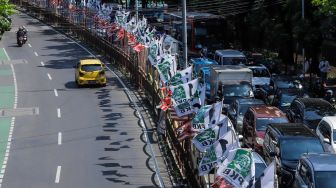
[324,138,331,144]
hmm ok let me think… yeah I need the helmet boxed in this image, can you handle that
[326,90,333,96]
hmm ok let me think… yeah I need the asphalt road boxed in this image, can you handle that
[0,13,163,188]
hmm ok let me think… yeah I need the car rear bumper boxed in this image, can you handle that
[77,77,106,85]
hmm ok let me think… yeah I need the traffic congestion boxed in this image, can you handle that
[1,0,336,188]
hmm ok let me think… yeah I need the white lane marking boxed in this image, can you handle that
[34,51,38,56]
[28,43,32,47]
[57,108,61,118]
[54,89,58,97]
[0,49,18,188]
[52,33,166,187]
[47,73,52,80]
[58,132,62,145]
[40,61,45,66]
[55,166,61,183]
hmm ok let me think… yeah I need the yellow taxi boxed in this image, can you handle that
[75,59,107,87]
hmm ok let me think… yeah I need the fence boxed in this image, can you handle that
[11,1,211,187]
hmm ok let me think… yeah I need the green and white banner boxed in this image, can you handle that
[198,132,240,176]
[191,105,212,131]
[170,79,198,117]
[169,66,193,86]
[217,148,255,188]
[192,116,230,152]
[209,100,223,125]
[156,54,177,83]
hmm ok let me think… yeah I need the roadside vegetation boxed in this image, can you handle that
[0,0,15,37]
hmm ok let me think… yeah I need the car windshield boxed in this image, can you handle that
[251,68,270,77]
[81,64,102,72]
[256,117,288,131]
[304,106,336,121]
[275,79,301,89]
[281,139,324,161]
[315,171,336,188]
[222,57,247,65]
[280,94,297,107]
[223,84,252,97]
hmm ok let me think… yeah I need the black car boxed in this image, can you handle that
[270,75,303,94]
[227,98,265,134]
[286,98,336,130]
[272,88,308,111]
[263,123,326,187]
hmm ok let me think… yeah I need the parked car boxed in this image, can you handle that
[263,123,326,187]
[294,153,336,188]
[242,105,288,154]
[316,116,336,153]
[252,151,268,179]
[227,98,265,134]
[286,98,336,130]
[272,88,308,111]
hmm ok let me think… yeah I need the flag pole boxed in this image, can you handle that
[182,0,188,68]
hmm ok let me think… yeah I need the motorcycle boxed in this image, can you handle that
[17,36,24,47]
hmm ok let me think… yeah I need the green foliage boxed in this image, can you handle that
[0,0,15,34]
[312,0,336,15]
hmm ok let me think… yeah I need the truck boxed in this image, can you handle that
[207,65,254,113]
[214,49,247,65]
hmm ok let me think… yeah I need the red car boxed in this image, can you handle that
[242,105,288,154]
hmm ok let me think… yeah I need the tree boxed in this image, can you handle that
[0,0,15,34]
[312,0,336,15]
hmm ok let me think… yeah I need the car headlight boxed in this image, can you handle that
[256,137,264,145]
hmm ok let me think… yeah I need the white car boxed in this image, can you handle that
[316,116,336,153]
[248,65,271,89]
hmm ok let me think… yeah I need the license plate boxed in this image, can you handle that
[88,80,96,84]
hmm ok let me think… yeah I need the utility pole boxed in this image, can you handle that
[302,0,305,78]
[135,0,139,22]
[182,0,187,68]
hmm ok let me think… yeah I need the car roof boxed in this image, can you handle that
[236,98,265,105]
[190,58,218,65]
[295,98,332,108]
[250,105,286,118]
[302,153,336,171]
[269,123,317,137]
[215,49,246,57]
[247,65,267,69]
[80,59,102,65]
[321,116,336,130]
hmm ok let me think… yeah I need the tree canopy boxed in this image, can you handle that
[312,0,336,15]
[0,0,15,34]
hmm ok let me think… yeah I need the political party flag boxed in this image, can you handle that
[169,66,193,86]
[209,100,223,125]
[192,117,231,152]
[193,83,206,109]
[253,161,275,188]
[170,79,198,117]
[217,148,255,188]
[148,37,160,65]
[191,105,212,131]
[156,54,177,83]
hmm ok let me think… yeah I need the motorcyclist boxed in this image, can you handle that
[16,26,27,44]
[324,90,335,104]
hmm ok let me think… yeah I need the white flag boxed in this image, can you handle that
[192,117,231,152]
[191,105,212,131]
[169,66,193,86]
[170,79,199,117]
[209,101,223,125]
[156,54,177,83]
[253,161,275,188]
[217,148,255,188]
